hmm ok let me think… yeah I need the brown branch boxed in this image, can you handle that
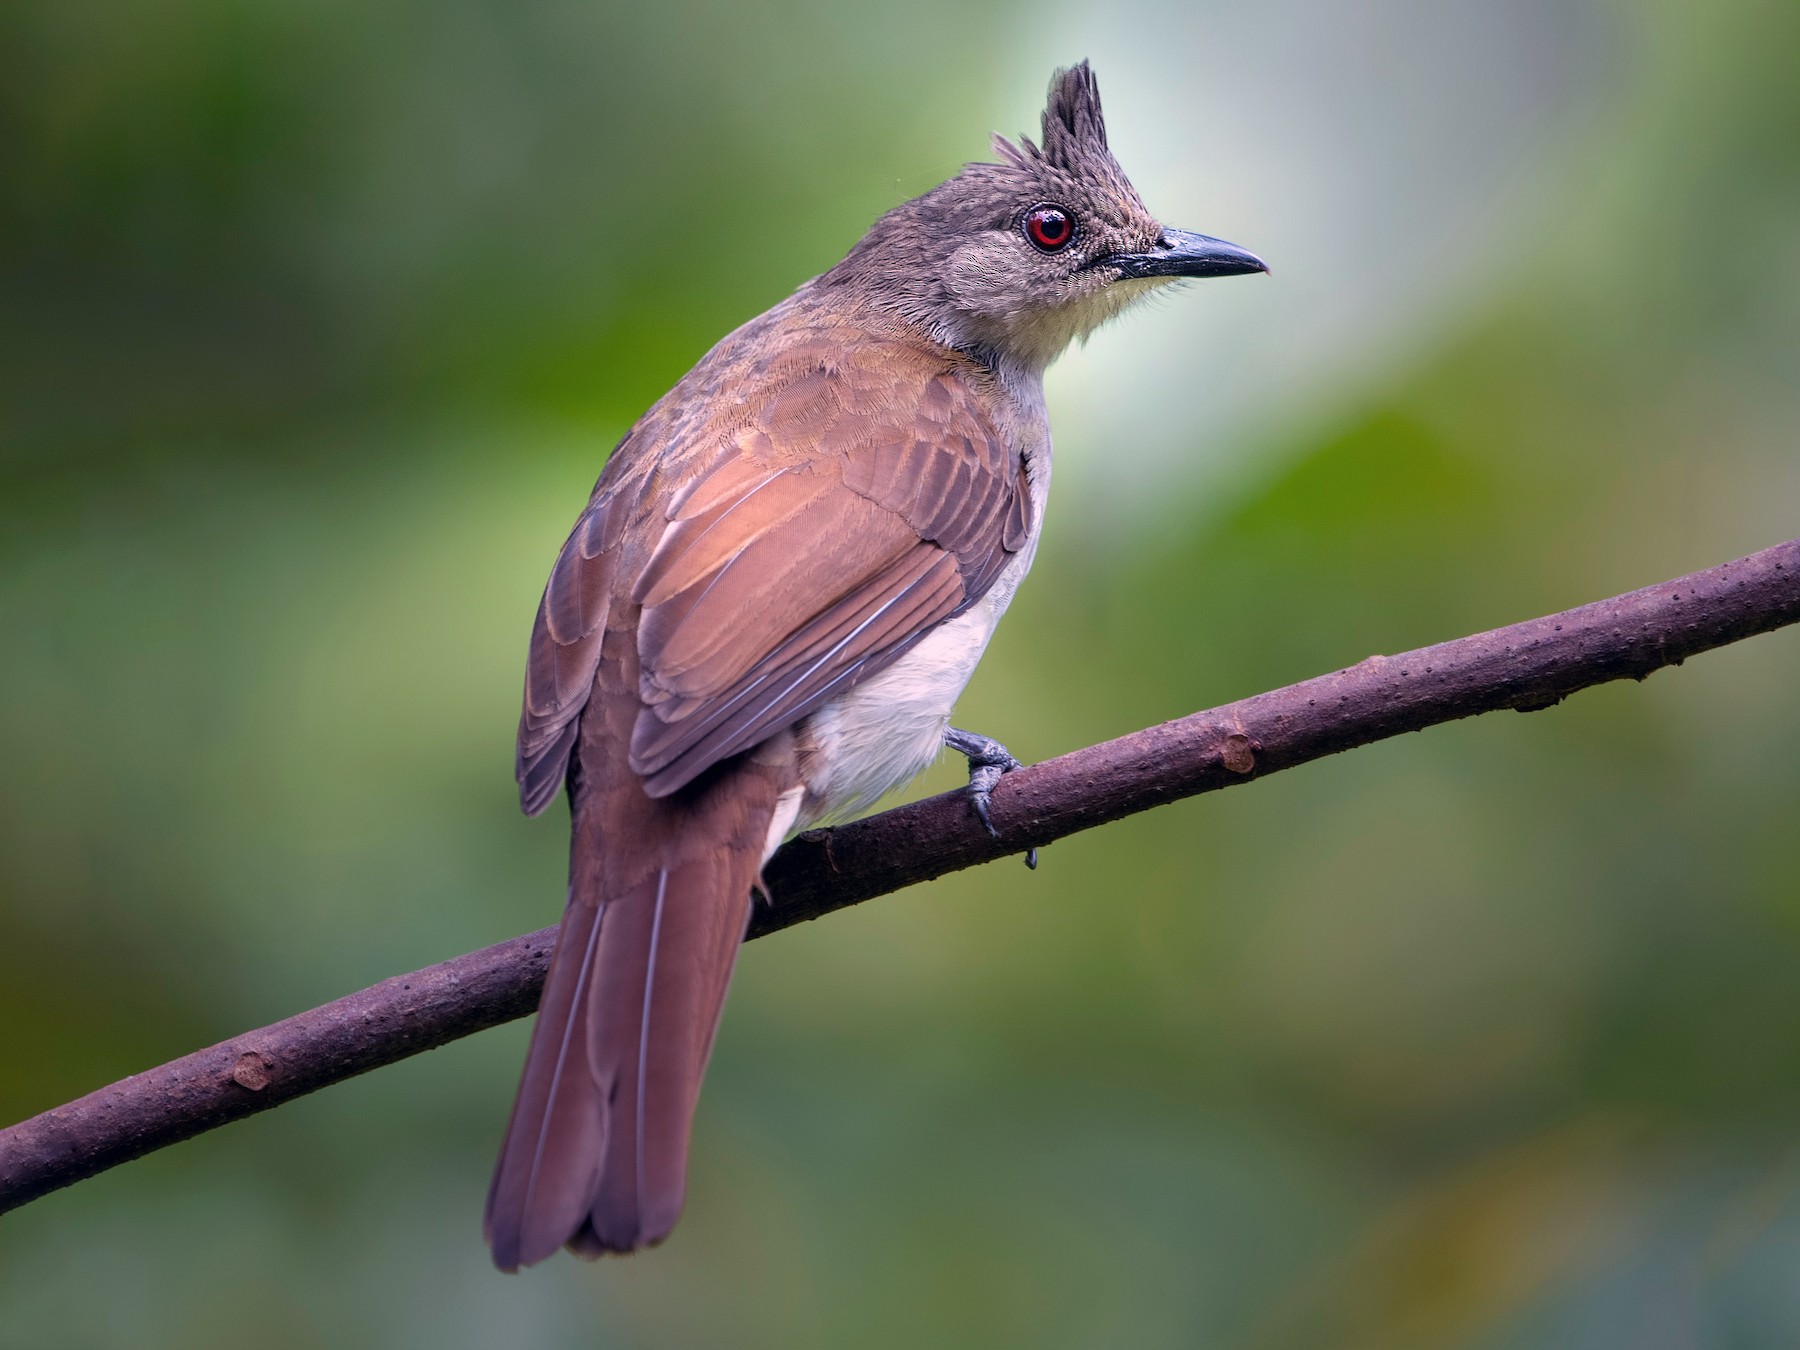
[4,538,1797,1218]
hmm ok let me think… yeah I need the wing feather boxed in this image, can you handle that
[631,549,964,791]
[515,330,1034,812]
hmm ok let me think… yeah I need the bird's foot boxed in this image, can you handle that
[943,726,1037,870]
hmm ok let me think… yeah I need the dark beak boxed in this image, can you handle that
[1104,229,1269,280]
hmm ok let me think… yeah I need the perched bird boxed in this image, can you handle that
[485,61,1266,1270]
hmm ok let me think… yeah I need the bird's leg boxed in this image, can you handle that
[943,726,1038,870]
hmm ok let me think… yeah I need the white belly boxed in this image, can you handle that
[797,602,1001,827]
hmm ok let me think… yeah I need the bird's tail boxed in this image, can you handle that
[484,776,779,1269]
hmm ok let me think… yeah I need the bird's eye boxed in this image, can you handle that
[1022,204,1075,253]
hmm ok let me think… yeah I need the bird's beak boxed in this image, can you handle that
[1103,229,1269,280]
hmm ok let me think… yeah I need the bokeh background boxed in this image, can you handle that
[4,0,1799,1343]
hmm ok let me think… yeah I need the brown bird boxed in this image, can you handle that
[484,61,1266,1270]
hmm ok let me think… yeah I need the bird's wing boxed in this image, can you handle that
[515,460,632,815]
[515,337,1032,811]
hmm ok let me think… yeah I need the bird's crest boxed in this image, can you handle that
[989,62,1140,220]
[993,62,1110,177]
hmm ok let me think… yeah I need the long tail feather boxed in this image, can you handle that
[572,852,754,1253]
[485,759,783,1268]
[484,897,610,1271]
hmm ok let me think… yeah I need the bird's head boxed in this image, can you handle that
[828,62,1267,373]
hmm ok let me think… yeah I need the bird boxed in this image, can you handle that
[484,61,1266,1270]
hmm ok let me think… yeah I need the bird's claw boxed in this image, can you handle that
[944,726,1037,869]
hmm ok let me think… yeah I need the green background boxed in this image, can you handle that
[4,0,1799,1344]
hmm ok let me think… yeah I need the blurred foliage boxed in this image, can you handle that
[2,0,1798,1346]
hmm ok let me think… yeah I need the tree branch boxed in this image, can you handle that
[4,538,1797,1217]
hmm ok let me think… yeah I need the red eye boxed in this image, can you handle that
[1023,204,1075,253]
